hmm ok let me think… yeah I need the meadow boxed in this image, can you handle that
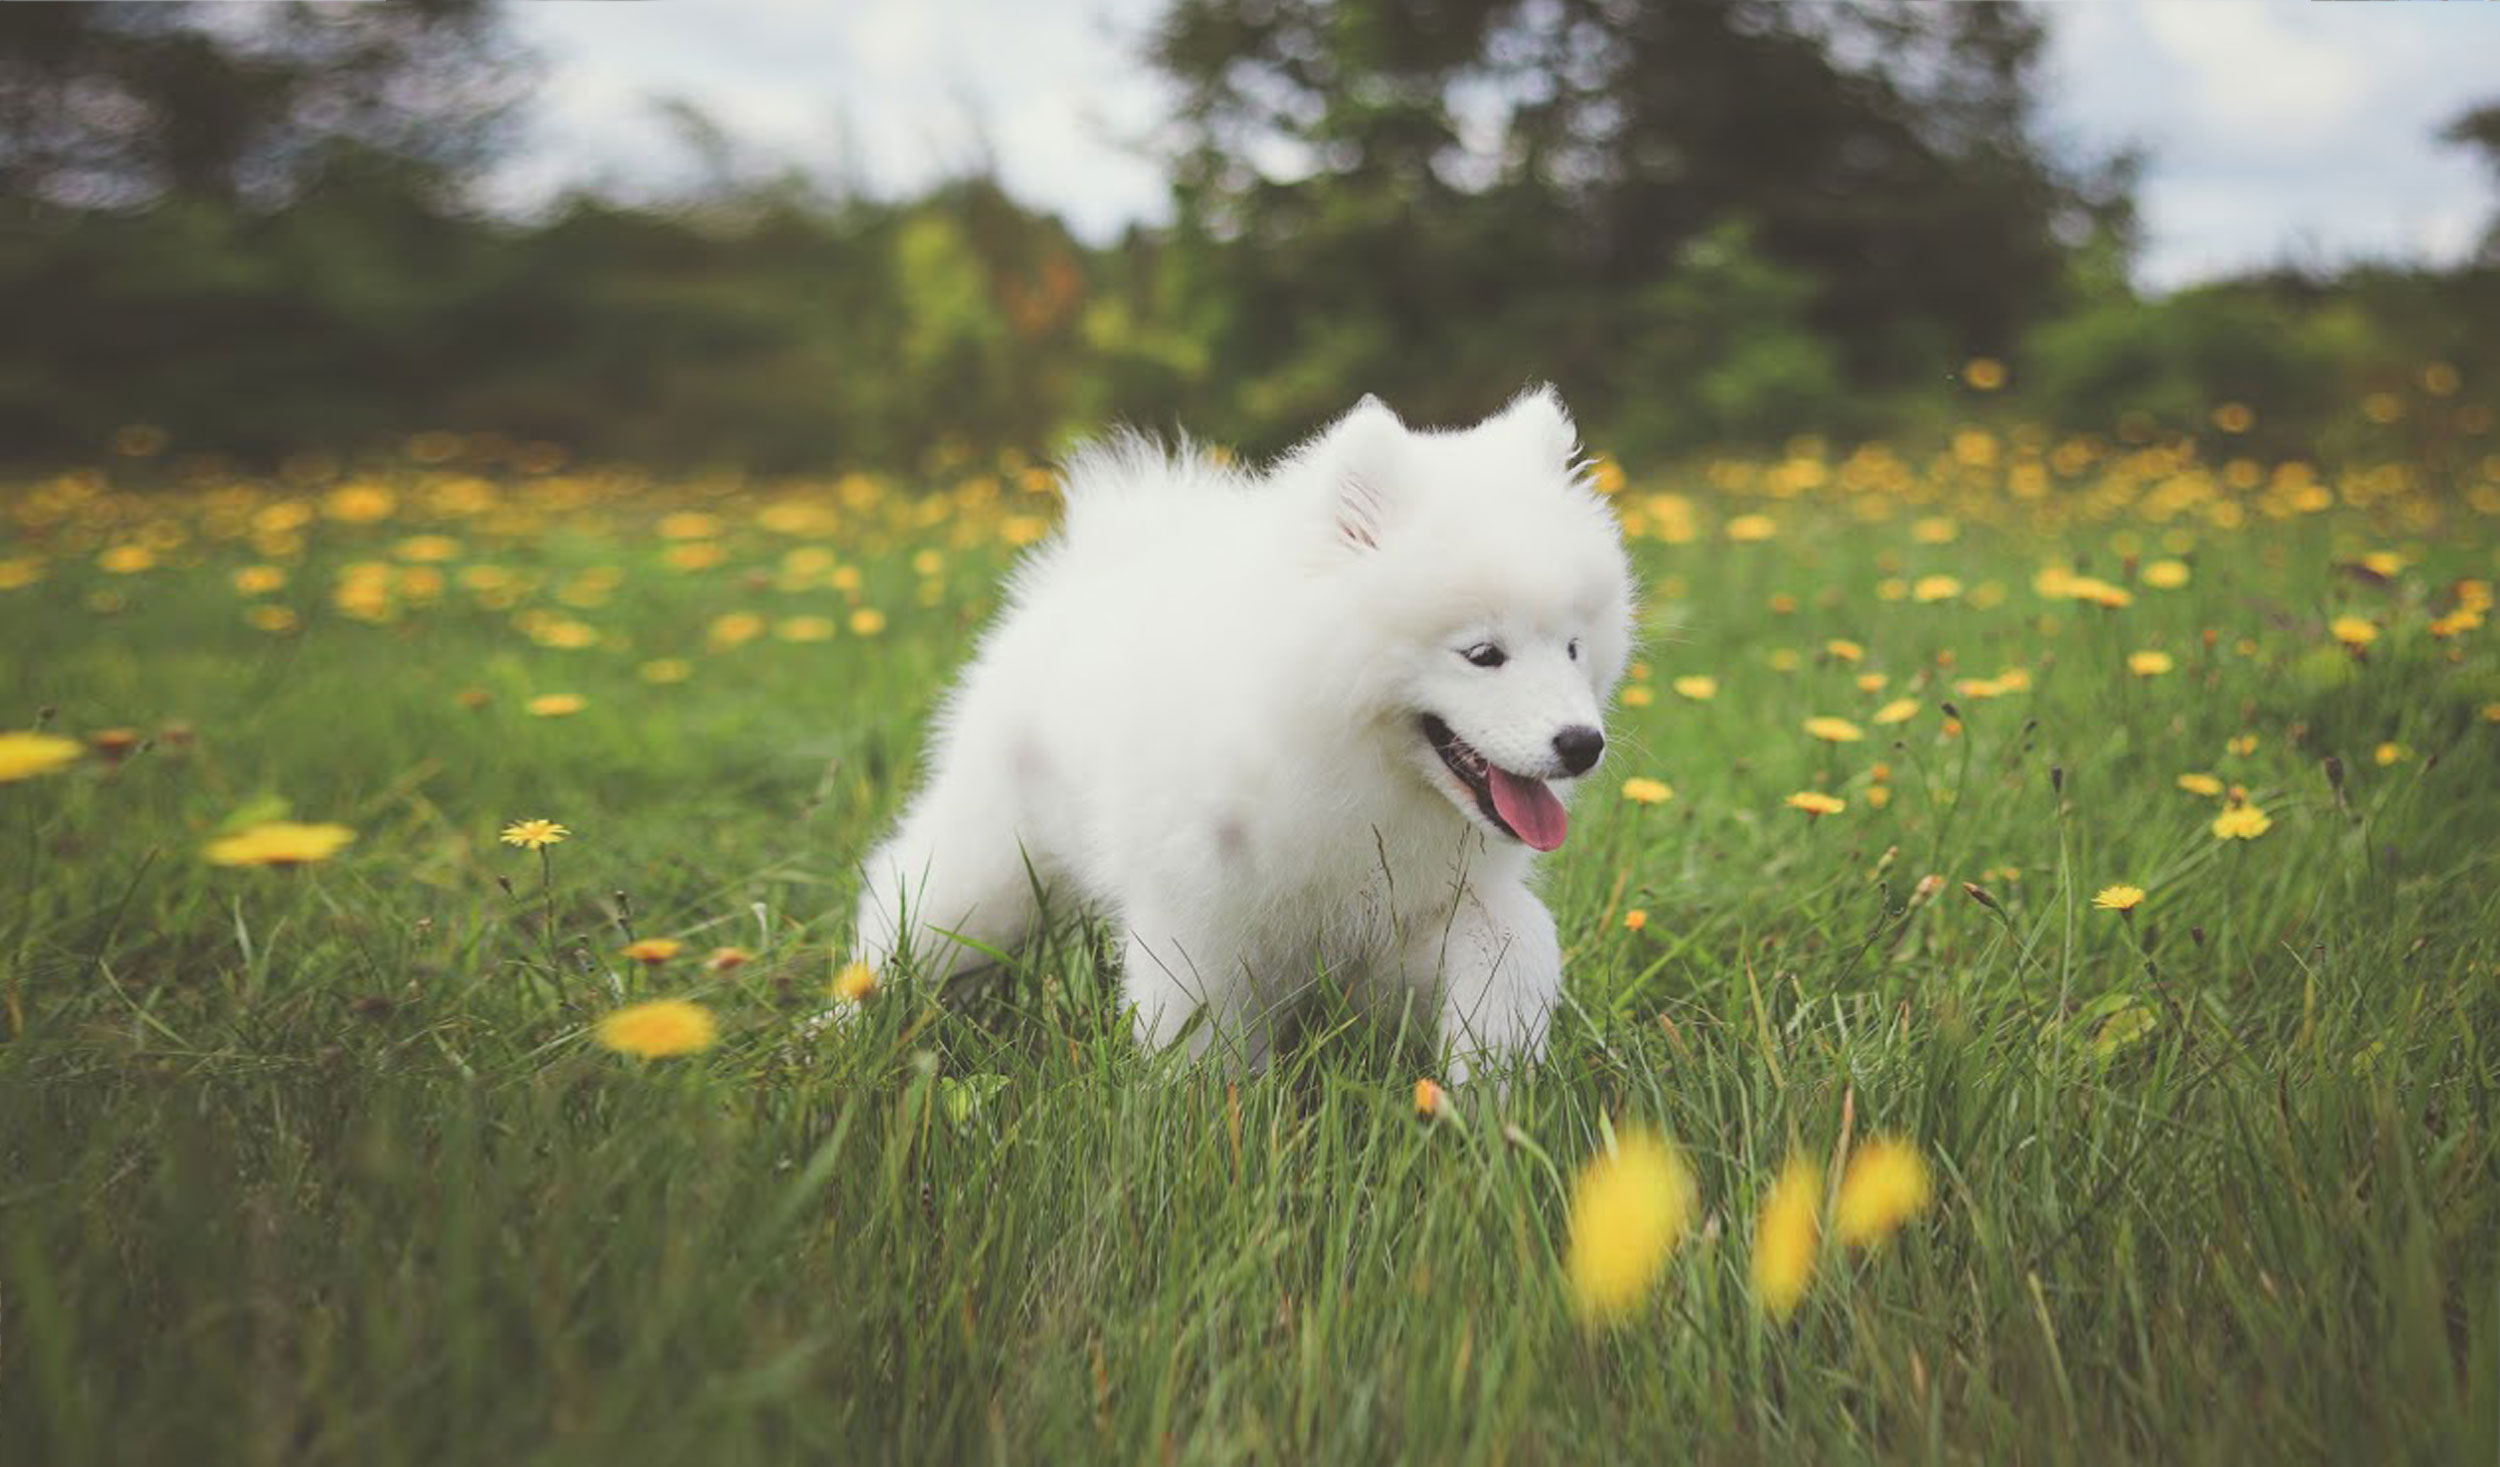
[3,414,2497,1464]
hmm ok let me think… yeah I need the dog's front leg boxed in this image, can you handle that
[1413,877,1562,1086]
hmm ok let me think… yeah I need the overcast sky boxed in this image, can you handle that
[495,0,2500,294]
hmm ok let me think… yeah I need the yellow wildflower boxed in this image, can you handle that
[2127,650,2174,677]
[1565,1130,1697,1321]
[1804,716,1865,743]
[1872,698,1920,726]
[1834,1137,1932,1247]
[623,938,684,965]
[1413,1078,1448,1120]
[2092,884,2145,912]
[499,818,569,849]
[2330,616,2377,648]
[2212,804,2273,841]
[594,999,718,1059]
[1672,675,1718,701]
[1786,791,1846,816]
[1621,777,1674,805]
[833,961,879,1005]
[0,731,82,783]
[204,821,357,868]
[526,693,586,718]
[1752,1156,1823,1320]
[2176,773,2223,797]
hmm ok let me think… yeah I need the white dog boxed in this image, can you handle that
[852,388,1633,1080]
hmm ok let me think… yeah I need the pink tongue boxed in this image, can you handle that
[1486,767,1569,851]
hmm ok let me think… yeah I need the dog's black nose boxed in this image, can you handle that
[1552,725,1604,775]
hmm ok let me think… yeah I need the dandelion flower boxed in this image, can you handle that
[623,937,684,965]
[1413,1078,1448,1120]
[849,607,888,637]
[1824,639,1865,663]
[2142,559,2191,590]
[1804,716,1865,743]
[2092,884,2146,912]
[832,961,879,1005]
[594,999,717,1058]
[500,818,569,849]
[2212,804,2272,841]
[1726,513,1777,543]
[2227,734,2259,757]
[1565,1129,1697,1321]
[705,946,753,973]
[1786,791,1846,816]
[1624,908,1649,932]
[1621,777,1674,805]
[1872,698,1920,726]
[1912,574,1963,603]
[1671,676,1718,701]
[2330,616,2378,649]
[0,731,82,783]
[2373,742,2408,766]
[526,693,586,718]
[1621,685,1654,708]
[2126,650,2174,677]
[1752,1156,1822,1319]
[1835,1137,1932,1247]
[205,821,356,868]
[640,658,693,684]
[2176,772,2223,797]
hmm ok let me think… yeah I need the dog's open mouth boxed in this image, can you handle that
[1420,715,1570,851]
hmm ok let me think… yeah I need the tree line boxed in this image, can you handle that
[2,0,2495,476]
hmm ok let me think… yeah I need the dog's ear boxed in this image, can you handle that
[1495,384,1579,466]
[1326,396,1406,551]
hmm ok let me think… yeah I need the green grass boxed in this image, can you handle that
[3,459,2497,1464]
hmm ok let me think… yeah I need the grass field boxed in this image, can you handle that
[4,427,2498,1464]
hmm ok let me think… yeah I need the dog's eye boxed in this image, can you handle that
[1568,638,1581,662]
[1461,643,1508,669]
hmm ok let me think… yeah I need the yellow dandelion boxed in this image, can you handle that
[0,731,83,783]
[1565,1129,1697,1321]
[1872,697,1920,726]
[709,612,765,649]
[1856,672,1889,693]
[2142,559,2191,589]
[1912,574,1963,604]
[499,818,569,850]
[2373,742,2407,766]
[2176,772,2224,797]
[2330,615,2378,648]
[1804,716,1865,743]
[526,693,586,718]
[1786,791,1846,816]
[705,946,753,973]
[1961,357,2006,392]
[1621,777,1674,806]
[640,658,693,684]
[204,821,357,868]
[1912,516,1960,545]
[1413,1078,1448,1120]
[1752,1156,1823,1320]
[1672,675,1719,701]
[1621,685,1654,708]
[623,938,684,965]
[2126,650,2174,677]
[2092,884,2146,912]
[594,999,718,1059]
[776,615,836,643]
[97,545,157,575]
[1834,1137,1932,1248]
[1725,513,1778,543]
[1825,638,1865,663]
[233,565,288,596]
[2227,734,2259,757]
[849,607,888,637]
[1623,908,1649,932]
[832,961,879,1005]
[2212,804,2273,841]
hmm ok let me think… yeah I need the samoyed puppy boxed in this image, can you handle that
[852,387,1633,1080]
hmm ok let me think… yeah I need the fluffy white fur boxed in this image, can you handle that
[851,387,1634,1080]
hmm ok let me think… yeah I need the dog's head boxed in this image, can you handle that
[1303,387,1635,852]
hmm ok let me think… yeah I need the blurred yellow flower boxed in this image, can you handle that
[776,615,836,642]
[0,731,83,783]
[623,938,684,965]
[2142,559,2191,589]
[1621,777,1674,805]
[1565,1129,1696,1321]
[1413,1078,1448,1120]
[1835,1137,1932,1247]
[233,565,288,596]
[640,658,693,684]
[1961,357,2006,392]
[833,961,879,1005]
[1804,716,1865,743]
[1672,675,1719,701]
[2092,884,2145,912]
[705,946,754,973]
[1912,574,1964,603]
[594,999,718,1058]
[2373,742,2408,766]
[526,693,586,718]
[205,821,356,868]
[1872,698,1920,725]
[1786,791,1846,816]
[1623,908,1648,931]
[2127,650,2174,677]
[1620,685,1654,707]
[2176,772,2223,797]
[849,607,889,637]
[2212,805,2273,841]
[1824,638,1865,663]
[2330,616,2377,648]
[1752,1156,1822,1320]
[2227,734,2259,757]
[1726,513,1778,543]
[500,818,569,849]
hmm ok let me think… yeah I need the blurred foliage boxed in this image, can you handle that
[1,0,2497,475]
